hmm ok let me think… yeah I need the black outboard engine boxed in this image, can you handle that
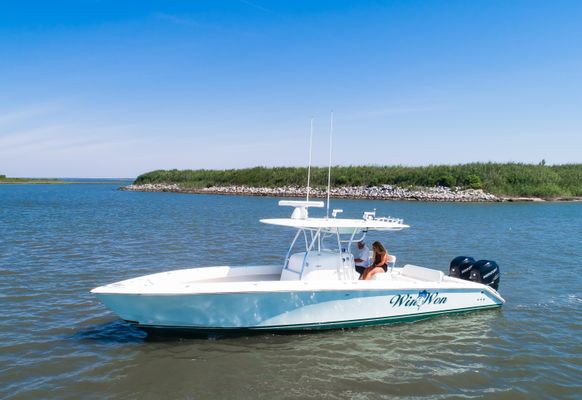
[469,260,500,290]
[449,256,475,280]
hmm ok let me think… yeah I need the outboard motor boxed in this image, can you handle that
[449,256,475,280]
[469,260,500,290]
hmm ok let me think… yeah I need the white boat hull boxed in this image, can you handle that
[92,265,504,332]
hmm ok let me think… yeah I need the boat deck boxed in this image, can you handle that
[93,264,490,295]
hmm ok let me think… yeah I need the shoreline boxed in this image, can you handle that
[0,180,131,185]
[121,183,582,202]
[120,183,563,202]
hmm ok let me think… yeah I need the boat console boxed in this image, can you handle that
[281,250,354,281]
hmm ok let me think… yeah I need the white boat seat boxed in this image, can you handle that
[401,264,444,282]
[371,255,396,280]
[387,255,396,271]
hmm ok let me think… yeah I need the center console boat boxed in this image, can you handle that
[92,200,504,333]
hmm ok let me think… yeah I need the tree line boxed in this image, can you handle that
[134,163,582,198]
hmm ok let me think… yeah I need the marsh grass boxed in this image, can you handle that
[134,163,582,198]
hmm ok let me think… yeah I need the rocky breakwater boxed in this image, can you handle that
[123,183,182,192]
[122,183,501,202]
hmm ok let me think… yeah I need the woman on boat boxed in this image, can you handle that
[361,241,389,280]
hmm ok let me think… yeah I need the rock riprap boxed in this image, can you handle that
[122,183,501,202]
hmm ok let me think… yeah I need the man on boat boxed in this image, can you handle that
[354,241,371,277]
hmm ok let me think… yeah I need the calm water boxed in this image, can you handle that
[0,184,580,399]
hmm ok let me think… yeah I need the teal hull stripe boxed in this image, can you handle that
[136,304,502,332]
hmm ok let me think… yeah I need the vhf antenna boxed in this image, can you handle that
[326,110,333,219]
[306,117,314,202]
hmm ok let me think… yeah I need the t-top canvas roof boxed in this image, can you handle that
[260,217,409,231]
[261,199,410,232]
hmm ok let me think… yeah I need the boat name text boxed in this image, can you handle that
[390,291,448,308]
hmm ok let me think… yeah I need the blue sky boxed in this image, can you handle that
[1,0,581,178]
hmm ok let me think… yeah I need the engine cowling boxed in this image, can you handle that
[469,260,500,290]
[449,256,475,280]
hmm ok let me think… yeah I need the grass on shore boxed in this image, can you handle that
[0,175,63,184]
[134,163,582,198]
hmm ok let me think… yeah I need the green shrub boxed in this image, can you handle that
[334,175,348,185]
[466,174,482,189]
[436,174,455,188]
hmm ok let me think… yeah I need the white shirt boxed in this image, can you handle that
[354,245,371,267]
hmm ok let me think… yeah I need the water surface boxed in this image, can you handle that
[0,184,580,399]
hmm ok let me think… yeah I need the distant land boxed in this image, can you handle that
[0,175,64,184]
[0,175,131,185]
[127,163,582,201]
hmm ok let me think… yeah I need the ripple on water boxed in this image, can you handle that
[0,186,581,399]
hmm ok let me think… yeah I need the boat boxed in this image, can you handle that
[91,199,505,333]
